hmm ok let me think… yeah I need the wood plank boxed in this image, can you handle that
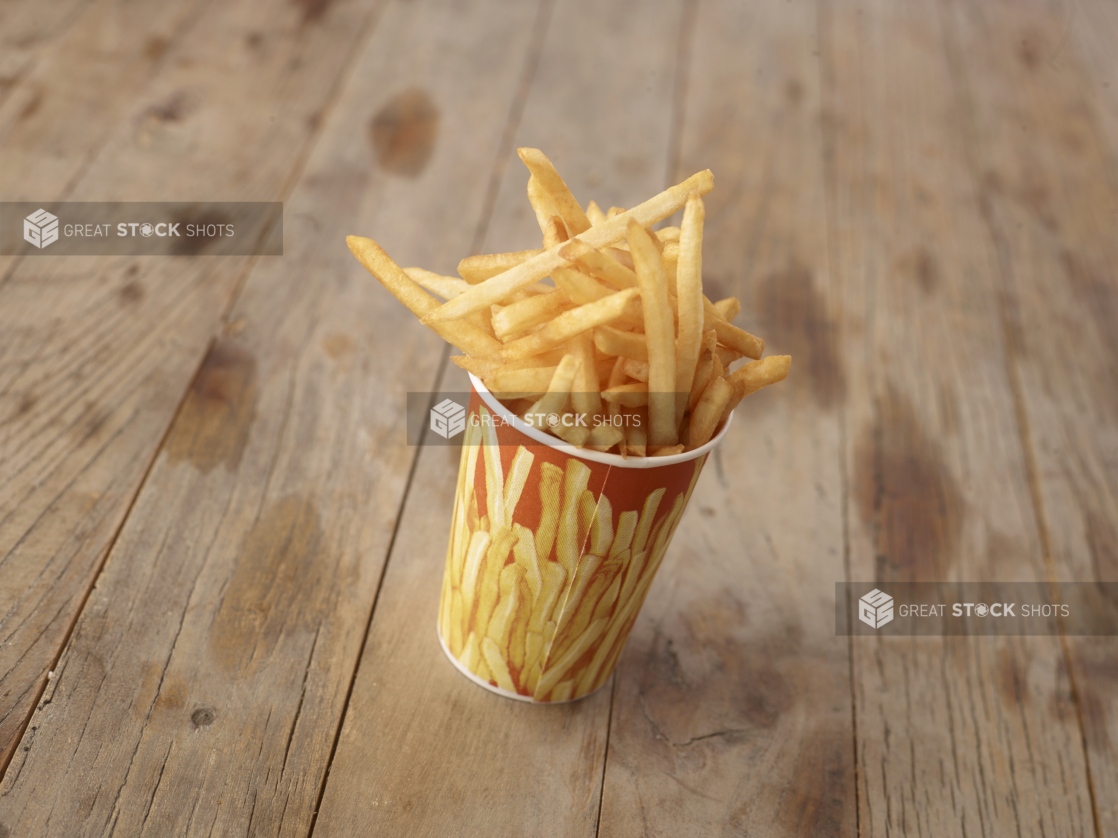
[310,0,689,834]
[0,0,382,777]
[1062,0,1118,172]
[0,0,213,289]
[939,0,1118,828]
[0,0,216,203]
[0,0,545,835]
[0,0,98,111]
[821,0,1097,833]
[595,1,854,834]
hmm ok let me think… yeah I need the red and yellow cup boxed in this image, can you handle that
[436,375,731,702]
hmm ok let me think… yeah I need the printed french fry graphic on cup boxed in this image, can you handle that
[437,381,728,703]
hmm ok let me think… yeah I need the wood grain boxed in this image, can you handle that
[311,0,692,834]
[939,0,1118,828]
[595,0,854,834]
[821,0,1097,834]
[0,0,381,779]
[0,0,97,111]
[0,0,548,835]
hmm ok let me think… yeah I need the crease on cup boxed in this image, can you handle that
[436,375,734,703]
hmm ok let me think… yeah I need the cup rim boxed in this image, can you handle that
[467,372,733,469]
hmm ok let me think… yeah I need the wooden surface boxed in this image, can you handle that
[0,0,1115,835]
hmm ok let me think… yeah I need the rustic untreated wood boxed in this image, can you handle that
[595,0,855,835]
[311,0,692,834]
[0,0,383,780]
[821,0,1096,834]
[940,0,1118,828]
[0,0,551,835]
[0,0,97,111]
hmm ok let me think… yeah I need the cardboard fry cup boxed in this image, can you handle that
[436,374,733,703]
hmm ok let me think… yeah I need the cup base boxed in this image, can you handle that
[435,623,609,705]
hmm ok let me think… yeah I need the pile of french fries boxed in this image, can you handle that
[438,409,704,701]
[348,148,790,456]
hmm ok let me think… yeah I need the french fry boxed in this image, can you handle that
[451,354,503,378]
[656,226,681,243]
[509,577,531,674]
[534,463,563,562]
[480,408,505,527]
[715,344,744,370]
[688,332,715,411]
[534,617,609,699]
[522,354,578,420]
[556,459,592,576]
[404,267,470,300]
[586,423,624,451]
[484,366,557,398]
[492,288,572,340]
[422,169,714,322]
[688,375,734,449]
[569,332,602,421]
[498,288,639,363]
[578,490,596,550]
[347,237,501,356]
[591,564,623,624]
[589,494,614,557]
[703,297,763,359]
[462,631,482,670]
[482,637,517,692]
[458,249,543,284]
[650,444,685,456]
[488,564,524,649]
[601,382,648,408]
[622,357,649,383]
[674,193,704,419]
[530,563,567,634]
[553,556,618,661]
[513,524,544,601]
[586,200,606,226]
[552,266,613,304]
[502,447,535,526]
[713,296,741,321]
[528,175,564,237]
[626,415,648,457]
[606,206,626,219]
[610,510,638,559]
[552,553,603,648]
[460,530,492,620]
[726,354,792,399]
[633,487,665,555]
[542,214,570,250]
[604,246,634,270]
[626,220,676,446]
[475,527,516,637]
[560,240,639,290]
[551,418,591,448]
[661,242,678,294]
[593,325,648,361]
[519,148,593,236]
